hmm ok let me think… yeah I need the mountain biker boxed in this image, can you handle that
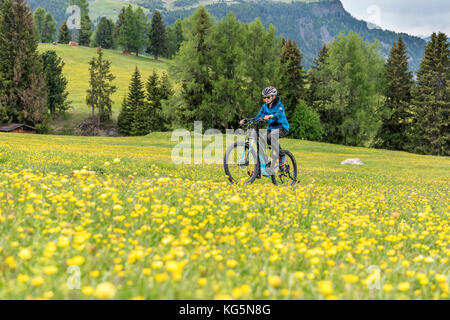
[240,86,289,175]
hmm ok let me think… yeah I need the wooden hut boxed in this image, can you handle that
[0,123,37,134]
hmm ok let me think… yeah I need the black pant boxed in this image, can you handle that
[263,128,288,173]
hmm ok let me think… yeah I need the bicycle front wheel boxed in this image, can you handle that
[224,142,258,184]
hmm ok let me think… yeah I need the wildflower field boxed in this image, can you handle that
[0,132,448,300]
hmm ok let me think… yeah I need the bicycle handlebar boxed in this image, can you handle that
[241,117,266,127]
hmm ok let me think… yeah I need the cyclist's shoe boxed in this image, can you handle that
[279,155,288,172]
[248,169,261,179]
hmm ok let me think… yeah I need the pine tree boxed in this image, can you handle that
[118,5,147,56]
[86,47,117,128]
[148,10,166,60]
[170,6,215,129]
[41,51,70,115]
[94,17,114,49]
[279,38,307,120]
[117,96,133,136]
[310,32,385,146]
[41,12,56,43]
[33,6,45,42]
[78,14,92,46]
[373,37,413,151]
[58,21,71,43]
[145,71,173,131]
[242,19,283,119]
[113,7,125,47]
[307,45,342,144]
[128,68,148,136]
[410,32,449,156]
[206,11,245,129]
[0,0,48,129]
[166,19,183,58]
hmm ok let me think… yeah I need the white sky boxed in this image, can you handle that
[339,0,450,37]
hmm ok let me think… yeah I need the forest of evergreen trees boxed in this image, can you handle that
[0,1,448,156]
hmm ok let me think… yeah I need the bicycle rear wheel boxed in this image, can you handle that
[271,150,297,186]
[224,142,258,184]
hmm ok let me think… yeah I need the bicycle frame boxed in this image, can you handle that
[240,119,272,177]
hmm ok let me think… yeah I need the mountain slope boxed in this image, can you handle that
[162,0,426,71]
[28,0,426,71]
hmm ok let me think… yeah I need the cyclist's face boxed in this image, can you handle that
[264,95,274,104]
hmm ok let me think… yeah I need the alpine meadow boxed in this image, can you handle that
[0,0,448,302]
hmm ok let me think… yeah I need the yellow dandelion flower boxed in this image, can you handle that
[95,282,116,299]
[268,275,282,288]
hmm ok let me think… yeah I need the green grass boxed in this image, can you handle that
[0,132,448,299]
[37,44,172,132]
[88,0,149,22]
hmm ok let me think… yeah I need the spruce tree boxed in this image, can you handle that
[171,6,215,129]
[279,38,307,120]
[410,32,449,156]
[117,96,133,136]
[0,0,48,129]
[373,37,413,151]
[33,6,45,42]
[42,12,56,43]
[58,21,72,43]
[41,51,70,115]
[166,19,183,59]
[145,71,173,131]
[113,7,125,47]
[128,68,148,136]
[242,19,283,119]
[207,11,245,129]
[118,6,147,56]
[94,17,114,49]
[310,32,385,146]
[78,14,92,46]
[307,45,342,144]
[86,47,117,128]
[148,10,166,60]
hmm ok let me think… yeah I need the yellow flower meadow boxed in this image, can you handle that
[0,132,448,299]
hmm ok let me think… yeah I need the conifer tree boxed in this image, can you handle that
[242,19,283,118]
[117,97,132,136]
[410,32,449,155]
[33,6,45,42]
[127,68,148,136]
[0,0,48,129]
[113,7,125,47]
[93,17,114,49]
[171,6,215,129]
[373,37,413,150]
[166,19,183,58]
[58,21,72,43]
[207,11,245,129]
[86,47,117,128]
[118,6,147,56]
[145,71,172,131]
[279,38,307,120]
[41,51,70,115]
[148,10,167,60]
[41,12,57,43]
[78,14,92,46]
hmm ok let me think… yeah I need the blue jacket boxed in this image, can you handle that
[255,97,289,132]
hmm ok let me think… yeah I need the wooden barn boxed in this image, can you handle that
[0,123,37,134]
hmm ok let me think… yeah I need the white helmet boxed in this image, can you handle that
[262,86,278,96]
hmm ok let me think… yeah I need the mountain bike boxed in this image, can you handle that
[224,118,297,186]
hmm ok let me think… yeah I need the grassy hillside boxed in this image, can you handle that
[0,132,448,299]
[37,44,172,133]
